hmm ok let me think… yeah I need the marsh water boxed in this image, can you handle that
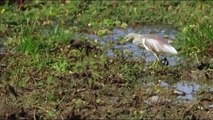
[84,25,210,102]
[85,25,179,66]
[0,25,210,102]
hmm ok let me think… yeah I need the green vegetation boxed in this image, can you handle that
[0,1,212,119]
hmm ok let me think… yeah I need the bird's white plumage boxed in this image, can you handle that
[124,33,177,55]
[143,37,177,54]
[141,38,150,51]
[124,33,178,67]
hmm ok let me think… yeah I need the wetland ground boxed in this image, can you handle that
[0,1,213,119]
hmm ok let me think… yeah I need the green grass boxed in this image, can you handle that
[51,56,68,73]
[2,1,212,55]
[0,1,213,119]
[180,19,213,55]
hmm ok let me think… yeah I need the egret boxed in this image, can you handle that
[124,33,178,68]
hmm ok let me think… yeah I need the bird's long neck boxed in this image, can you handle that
[133,35,145,48]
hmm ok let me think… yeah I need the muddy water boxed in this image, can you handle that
[85,25,213,103]
[144,80,210,102]
[160,81,200,101]
[86,25,179,66]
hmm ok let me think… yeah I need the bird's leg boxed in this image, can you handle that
[149,53,160,68]
[149,61,157,68]
[160,57,169,66]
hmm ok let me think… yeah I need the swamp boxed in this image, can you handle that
[0,1,213,119]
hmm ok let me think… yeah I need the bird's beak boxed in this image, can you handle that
[118,36,133,45]
[123,37,133,44]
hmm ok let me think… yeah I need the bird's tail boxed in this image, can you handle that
[164,45,178,54]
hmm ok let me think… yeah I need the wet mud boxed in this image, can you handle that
[0,26,213,119]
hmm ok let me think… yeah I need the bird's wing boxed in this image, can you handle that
[144,37,176,54]
[144,34,169,45]
[144,38,162,52]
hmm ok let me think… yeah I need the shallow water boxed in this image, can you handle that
[159,80,213,103]
[86,24,211,102]
[173,81,200,101]
[85,25,179,66]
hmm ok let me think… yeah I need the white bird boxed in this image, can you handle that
[124,33,178,68]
